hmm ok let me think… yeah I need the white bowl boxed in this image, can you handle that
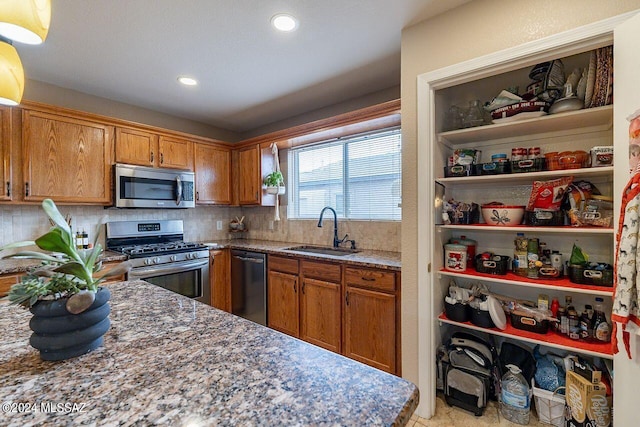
[481,204,525,226]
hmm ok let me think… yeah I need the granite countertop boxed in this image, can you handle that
[0,250,127,276]
[0,281,418,426]
[206,239,401,271]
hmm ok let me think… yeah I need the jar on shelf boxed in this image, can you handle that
[462,100,485,128]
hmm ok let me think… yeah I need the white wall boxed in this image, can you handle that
[401,0,640,418]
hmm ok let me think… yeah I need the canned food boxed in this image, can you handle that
[511,147,527,161]
[528,146,541,159]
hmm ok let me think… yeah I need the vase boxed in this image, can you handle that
[28,287,111,361]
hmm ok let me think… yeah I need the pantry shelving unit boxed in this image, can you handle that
[413,16,633,418]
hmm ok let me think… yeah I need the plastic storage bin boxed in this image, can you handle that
[568,264,613,287]
[444,164,478,177]
[447,204,480,225]
[444,300,470,322]
[470,306,495,328]
[479,161,511,175]
[475,254,510,275]
[511,158,545,173]
[524,210,564,226]
[510,311,549,334]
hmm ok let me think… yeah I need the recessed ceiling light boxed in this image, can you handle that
[177,76,198,86]
[271,14,298,32]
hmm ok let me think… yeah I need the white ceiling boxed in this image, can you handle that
[16,0,467,133]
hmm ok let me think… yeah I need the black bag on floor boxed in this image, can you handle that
[498,341,536,386]
[442,332,499,416]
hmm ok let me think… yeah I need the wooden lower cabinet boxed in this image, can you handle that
[0,274,20,298]
[98,261,127,285]
[344,266,398,375]
[300,276,341,353]
[210,249,231,311]
[268,270,299,336]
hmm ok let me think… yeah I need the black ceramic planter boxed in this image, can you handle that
[28,287,111,361]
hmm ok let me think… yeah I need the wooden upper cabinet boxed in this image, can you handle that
[194,143,231,204]
[0,107,11,201]
[115,127,192,170]
[236,144,276,206]
[115,127,157,167]
[158,135,193,169]
[22,110,114,204]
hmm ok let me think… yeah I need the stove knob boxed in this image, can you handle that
[170,255,177,262]
[154,257,161,264]
[144,259,152,265]
[185,253,192,260]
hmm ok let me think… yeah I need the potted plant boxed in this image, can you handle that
[263,171,286,195]
[2,199,130,361]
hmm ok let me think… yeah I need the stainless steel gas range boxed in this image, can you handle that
[106,220,210,305]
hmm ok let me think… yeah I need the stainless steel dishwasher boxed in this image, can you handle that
[231,250,267,325]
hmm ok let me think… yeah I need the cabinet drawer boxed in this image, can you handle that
[301,260,341,283]
[0,274,21,297]
[268,255,299,275]
[345,267,396,292]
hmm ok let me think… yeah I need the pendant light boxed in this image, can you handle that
[0,0,51,106]
[0,37,24,106]
[0,0,51,45]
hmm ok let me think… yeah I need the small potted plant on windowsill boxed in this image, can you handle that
[1,199,130,361]
[263,171,286,195]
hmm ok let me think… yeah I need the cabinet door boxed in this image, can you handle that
[0,107,11,201]
[0,274,20,298]
[344,286,396,374]
[300,277,341,353]
[267,270,299,337]
[115,127,158,167]
[194,143,231,204]
[210,249,231,312]
[22,110,114,204]
[238,145,260,204]
[96,261,127,285]
[158,135,193,170]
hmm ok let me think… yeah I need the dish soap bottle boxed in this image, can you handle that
[500,364,531,425]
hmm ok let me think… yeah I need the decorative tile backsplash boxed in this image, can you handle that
[241,206,401,252]
[0,205,241,248]
[0,205,400,253]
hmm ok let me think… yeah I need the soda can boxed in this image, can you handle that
[528,146,541,159]
[511,147,526,161]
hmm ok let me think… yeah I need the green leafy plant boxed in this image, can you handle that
[263,171,284,187]
[2,199,130,308]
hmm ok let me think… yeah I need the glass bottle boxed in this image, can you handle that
[463,99,485,128]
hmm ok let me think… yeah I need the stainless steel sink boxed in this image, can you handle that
[284,245,359,256]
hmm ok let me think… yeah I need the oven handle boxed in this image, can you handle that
[129,259,208,278]
[233,255,264,264]
[176,176,183,206]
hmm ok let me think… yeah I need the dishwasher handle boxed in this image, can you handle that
[233,255,265,264]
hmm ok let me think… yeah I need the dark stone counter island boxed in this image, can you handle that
[0,281,418,426]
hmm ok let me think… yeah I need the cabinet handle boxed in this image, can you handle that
[361,276,375,282]
[25,182,29,197]
[302,281,306,294]
[293,279,297,293]
[345,291,349,306]
[255,191,259,200]
[150,151,154,163]
[196,191,199,201]
[160,152,164,164]
[6,181,9,197]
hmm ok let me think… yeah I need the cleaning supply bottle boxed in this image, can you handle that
[500,364,531,425]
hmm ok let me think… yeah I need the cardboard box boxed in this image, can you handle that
[565,370,611,427]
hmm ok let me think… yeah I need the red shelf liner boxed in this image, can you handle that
[438,312,612,356]
[440,268,613,294]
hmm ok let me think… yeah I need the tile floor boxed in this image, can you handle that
[407,395,548,427]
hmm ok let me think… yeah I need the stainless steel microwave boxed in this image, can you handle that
[114,163,195,208]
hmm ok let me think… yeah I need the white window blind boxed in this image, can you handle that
[289,128,401,220]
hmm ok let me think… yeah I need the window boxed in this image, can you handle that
[289,128,401,220]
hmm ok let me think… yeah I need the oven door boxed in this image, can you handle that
[115,163,195,209]
[128,259,210,305]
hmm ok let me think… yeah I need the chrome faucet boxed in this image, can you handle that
[317,206,348,248]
